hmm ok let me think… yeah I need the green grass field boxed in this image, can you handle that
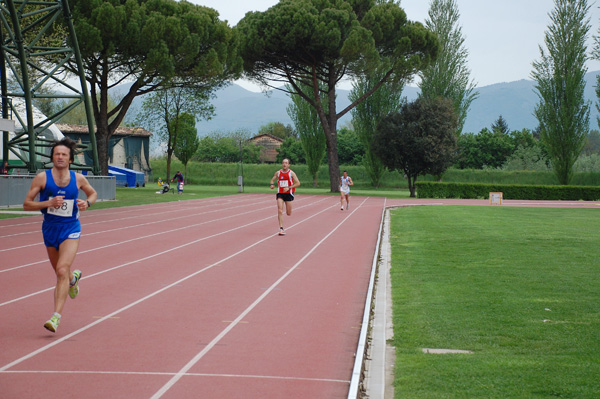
[389,206,600,398]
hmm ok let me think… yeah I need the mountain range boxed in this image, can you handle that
[126,71,600,137]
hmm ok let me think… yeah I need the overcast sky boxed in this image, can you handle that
[192,0,600,90]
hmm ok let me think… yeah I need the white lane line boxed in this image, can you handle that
[0,200,273,270]
[0,197,330,306]
[0,198,273,260]
[0,197,335,371]
[0,195,309,270]
[151,197,370,399]
[0,197,272,245]
[0,369,349,384]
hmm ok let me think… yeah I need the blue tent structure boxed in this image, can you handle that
[108,165,145,187]
[107,169,127,187]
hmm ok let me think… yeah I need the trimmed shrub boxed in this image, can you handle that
[415,181,600,201]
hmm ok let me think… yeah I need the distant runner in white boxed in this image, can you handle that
[340,170,353,210]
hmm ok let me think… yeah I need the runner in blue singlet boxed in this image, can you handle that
[24,137,97,333]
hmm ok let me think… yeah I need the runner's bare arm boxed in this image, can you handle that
[291,172,300,188]
[270,171,279,188]
[23,172,56,211]
[77,174,98,210]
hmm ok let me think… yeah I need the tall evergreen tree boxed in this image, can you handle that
[419,0,477,135]
[350,61,404,188]
[287,82,327,187]
[591,14,600,129]
[491,115,510,135]
[532,0,591,185]
[171,113,199,180]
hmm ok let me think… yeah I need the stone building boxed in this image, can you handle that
[247,133,284,163]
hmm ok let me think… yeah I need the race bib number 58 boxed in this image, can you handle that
[47,198,74,217]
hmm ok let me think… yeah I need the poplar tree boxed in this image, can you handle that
[591,11,600,128]
[171,113,199,180]
[532,0,591,185]
[419,0,477,135]
[287,82,327,187]
[350,61,404,188]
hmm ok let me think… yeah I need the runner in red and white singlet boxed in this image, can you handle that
[277,168,295,195]
[270,158,300,236]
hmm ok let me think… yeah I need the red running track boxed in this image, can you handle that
[0,193,386,399]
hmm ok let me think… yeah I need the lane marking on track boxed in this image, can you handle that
[150,197,371,399]
[0,369,349,384]
[1,201,273,269]
[0,197,273,248]
[0,198,231,239]
[0,197,338,371]
[0,197,330,306]
[0,196,302,270]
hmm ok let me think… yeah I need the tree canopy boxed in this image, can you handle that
[236,0,438,191]
[136,85,214,180]
[65,0,242,174]
[373,97,458,197]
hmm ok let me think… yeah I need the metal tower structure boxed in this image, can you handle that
[0,0,99,174]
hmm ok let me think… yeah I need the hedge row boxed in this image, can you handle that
[415,181,600,201]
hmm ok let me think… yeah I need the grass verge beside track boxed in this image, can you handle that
[389,206,600,398]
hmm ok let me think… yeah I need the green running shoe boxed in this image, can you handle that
[44,314,60,333]
[69,270,82,299]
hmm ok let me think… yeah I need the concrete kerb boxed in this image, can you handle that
[359,204,436,399]
[362,208,396,398]
[349,205,396,399]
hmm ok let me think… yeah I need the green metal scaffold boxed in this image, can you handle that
[0,0,98,174]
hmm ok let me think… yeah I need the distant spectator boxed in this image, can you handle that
[172,171,184,194]
[1,161,8,175]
